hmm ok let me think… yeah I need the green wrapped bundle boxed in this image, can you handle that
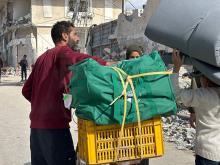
[69,51,177,125]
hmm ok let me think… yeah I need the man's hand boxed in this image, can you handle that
[172,49,182,73]
[106,61,118,66]
[189,113,196,129]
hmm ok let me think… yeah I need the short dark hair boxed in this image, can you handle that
[126,45,143,59]
[51,21,74,44]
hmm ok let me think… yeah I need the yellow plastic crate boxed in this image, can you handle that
[78,117,164,164]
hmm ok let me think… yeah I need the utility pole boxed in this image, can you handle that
[122,0,124,13]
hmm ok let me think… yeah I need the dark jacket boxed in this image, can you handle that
[19,59,28,69]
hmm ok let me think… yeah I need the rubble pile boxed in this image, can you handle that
[162,110,196,150]
[162,65,196,150]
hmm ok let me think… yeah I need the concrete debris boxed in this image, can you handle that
[15,13,31,25]
[162,66,196,151]
[103,49,125,61]
[162,109,196,151]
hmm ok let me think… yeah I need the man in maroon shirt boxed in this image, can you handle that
[22,21,109,165]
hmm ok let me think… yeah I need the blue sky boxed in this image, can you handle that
[125,0,148,9]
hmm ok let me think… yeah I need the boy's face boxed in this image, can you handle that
[129,51,140,59]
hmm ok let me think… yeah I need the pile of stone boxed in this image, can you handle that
[162,110,196,150]
[162,65,196,150]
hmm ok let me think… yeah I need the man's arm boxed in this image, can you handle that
[59,46,119,74]
[171,49,219,107]
[77,54,118,66]
[60,46,107,66]
[76,53,107,65]
[106,61,118,66]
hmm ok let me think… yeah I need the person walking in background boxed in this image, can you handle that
[172,49,220,165]
[19,55,28,81]
[0,52,3,83]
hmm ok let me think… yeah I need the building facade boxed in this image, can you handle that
[0,0,122,67]
[87,0,171,61]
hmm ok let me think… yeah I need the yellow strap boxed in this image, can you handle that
[111,67,128,160]
[110,67,126,106]
[127,76,143,157]
[111,67,172,161]
[129,71,173,79]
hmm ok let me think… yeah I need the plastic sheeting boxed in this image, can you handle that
[145,0,220,67]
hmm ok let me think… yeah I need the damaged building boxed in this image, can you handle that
[0,0,32,67]
[87,0,172,60]
[0,0,122,67]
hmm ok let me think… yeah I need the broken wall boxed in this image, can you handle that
[15,27,35,65]
[13,0,31,21]
[92,0,122,24]
[87,0,171,59]
[114,0,167,53]
[31,0,68,26]
[36,27,54,56]
[88,20,120,58]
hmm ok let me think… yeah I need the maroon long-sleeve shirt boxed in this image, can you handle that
[22,46,106,128]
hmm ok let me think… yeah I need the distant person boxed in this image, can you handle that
[0,52,3,83]
[172,49,220,165]
[126,44,143,59]
[19,55,28,81]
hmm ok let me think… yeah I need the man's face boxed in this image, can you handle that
[67,27,80,51]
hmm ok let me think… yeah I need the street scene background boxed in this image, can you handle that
[0,74,194,165]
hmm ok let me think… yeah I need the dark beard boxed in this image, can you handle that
[68,41,80,52]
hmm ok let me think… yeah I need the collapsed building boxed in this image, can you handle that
[0,0,122,67]
[86,0,171,60]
